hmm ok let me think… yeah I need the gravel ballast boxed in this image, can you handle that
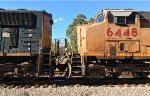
[0,85,150,96]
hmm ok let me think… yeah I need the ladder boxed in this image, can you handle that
[71,53,82,78]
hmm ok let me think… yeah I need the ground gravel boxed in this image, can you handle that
[0,85,150,96]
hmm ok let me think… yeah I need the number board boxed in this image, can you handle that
[106,28,139,39]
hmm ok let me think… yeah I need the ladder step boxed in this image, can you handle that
[54,71,67,73]
[72,61,81,64]
[72,68,82,71]
[71,76,82,78]
[72,56,81,59]
[39,75,49,77]
[72,58,81,61]
[73,53,80,56]
[73,63,81,66]
[72,66,82,68]
[53,75,66,77]
[72,71,82,73]
[71,53,82,78]
[73,55,80,58]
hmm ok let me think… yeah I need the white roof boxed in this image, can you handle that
[110,11,132,16]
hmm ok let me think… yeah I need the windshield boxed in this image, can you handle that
[95,11,105,23]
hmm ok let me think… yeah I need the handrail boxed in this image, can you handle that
[67,41,73,78]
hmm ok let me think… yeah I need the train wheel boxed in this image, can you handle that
[19,62,37,82]
[21,70,36,82]
[20,68,37,82]
[88,69,104,78]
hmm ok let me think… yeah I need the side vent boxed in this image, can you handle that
[0,12,37,28]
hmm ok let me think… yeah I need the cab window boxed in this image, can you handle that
[95,13,105,23]
[115,17,126,24]
[108,12,136,24]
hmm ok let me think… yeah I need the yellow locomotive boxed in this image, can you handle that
[76,9,150,78]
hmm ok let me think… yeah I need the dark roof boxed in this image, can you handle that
[139,12,150,19]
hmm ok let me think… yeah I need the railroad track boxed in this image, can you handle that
[0,83,150,89]
[0,77,150,88]
[0,79,149,96]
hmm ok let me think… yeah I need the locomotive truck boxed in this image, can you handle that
[0,9,150,81]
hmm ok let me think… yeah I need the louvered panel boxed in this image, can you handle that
[0,12,37,28]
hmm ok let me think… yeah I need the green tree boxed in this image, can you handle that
[88,18,95,24]
[66,14,94,52]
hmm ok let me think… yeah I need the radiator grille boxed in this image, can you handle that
[0,12,37,27]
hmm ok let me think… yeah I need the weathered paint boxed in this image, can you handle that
[77,10,150,59]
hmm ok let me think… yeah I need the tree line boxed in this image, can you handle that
[66,14,94,52]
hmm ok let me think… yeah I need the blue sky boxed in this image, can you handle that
[0,1,150,39]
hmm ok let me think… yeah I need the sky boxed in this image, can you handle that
[0,0,150,39]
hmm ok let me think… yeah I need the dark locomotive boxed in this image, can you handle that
[0,9,53,81]
[0,9,150,82]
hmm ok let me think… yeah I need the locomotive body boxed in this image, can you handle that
[0,9,150,81]
[0,9,53,81]
[77,9,150,78]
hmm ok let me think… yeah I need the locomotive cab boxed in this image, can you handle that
[106,10,140,58]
